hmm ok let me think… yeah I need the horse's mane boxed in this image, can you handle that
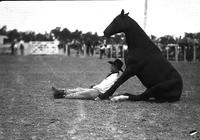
[123,15,156,49]
[125,15,148,37]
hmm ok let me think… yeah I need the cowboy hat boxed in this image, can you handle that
[108,59,123,72]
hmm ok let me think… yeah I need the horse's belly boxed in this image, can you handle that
[137,71,159,88]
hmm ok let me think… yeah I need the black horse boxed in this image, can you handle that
[98,9,183,102]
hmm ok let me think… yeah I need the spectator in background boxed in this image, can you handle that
[58,43,63,54]
[100,43,106,59]
[10,39,17,55]
[186,45,193,62]
[107,44,111,58]
[119,45,123,58]
[123,45,128,57]
[63,43,66,54]
[90,45,94,56]
[19,40,24,56]
[86,41,91,56]
[67,42,71,56]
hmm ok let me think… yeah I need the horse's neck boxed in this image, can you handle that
[125,21,152,50]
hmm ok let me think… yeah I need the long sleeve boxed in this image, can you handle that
[93,73,119,94]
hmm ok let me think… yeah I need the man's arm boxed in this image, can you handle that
[97,62,141,100]
[97,70,131,99]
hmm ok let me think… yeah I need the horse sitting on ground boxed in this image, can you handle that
[98,9,183,102]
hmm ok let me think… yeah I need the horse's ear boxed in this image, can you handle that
[121,9,125,15]
[121,9,129,16]
[125,12,129,16]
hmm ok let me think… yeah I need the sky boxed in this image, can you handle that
[0,0,200,38]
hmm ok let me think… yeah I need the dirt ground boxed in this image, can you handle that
[0,55,200,140]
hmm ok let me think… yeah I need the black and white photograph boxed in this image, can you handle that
[0,0,200,139]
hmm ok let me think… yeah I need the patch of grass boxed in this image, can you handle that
[0,55,200,140]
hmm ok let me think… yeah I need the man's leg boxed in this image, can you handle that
[66,87,88,93]
[52,86,90,99]
[65,88,100,100]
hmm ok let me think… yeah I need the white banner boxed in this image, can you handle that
[30,41,59,55]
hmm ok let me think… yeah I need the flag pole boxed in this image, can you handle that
[144,0,148,31]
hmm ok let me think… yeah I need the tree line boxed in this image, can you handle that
[0,25,126,46]
[1,25,200,49]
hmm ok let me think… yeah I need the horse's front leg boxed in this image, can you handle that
[98,68,133,100]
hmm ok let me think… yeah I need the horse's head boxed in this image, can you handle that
[104,9,129,37]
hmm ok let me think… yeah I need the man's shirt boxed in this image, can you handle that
[93,72,120,93]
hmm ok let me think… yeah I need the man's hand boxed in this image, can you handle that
[90,84,95,88]
[94,97,101,101]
